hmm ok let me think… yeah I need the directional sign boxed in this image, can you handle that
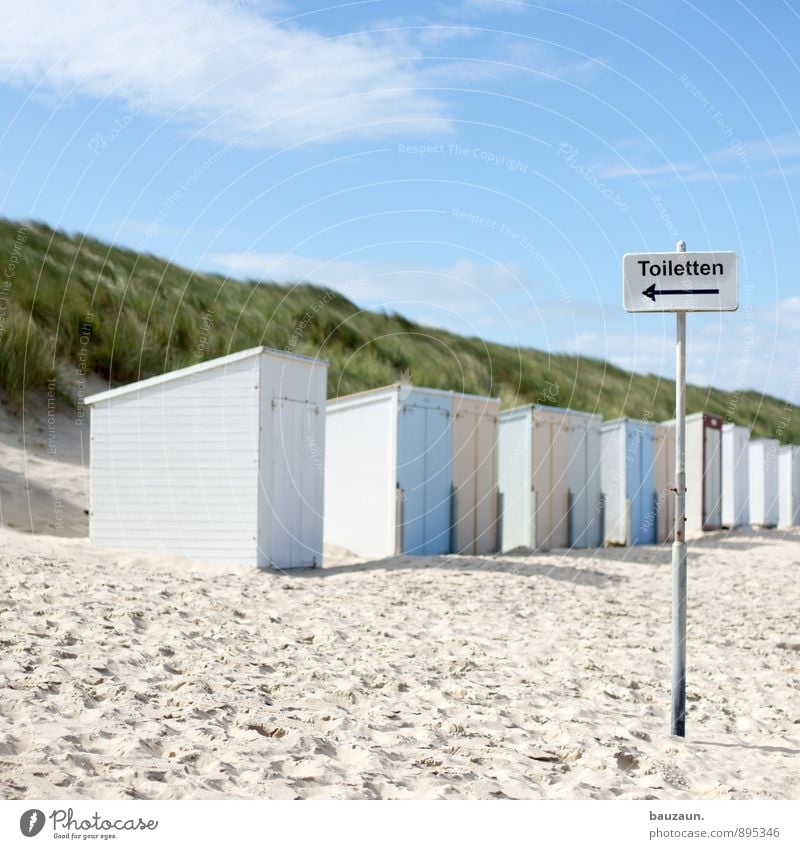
[623,251,738,312]
[623,240,739,738]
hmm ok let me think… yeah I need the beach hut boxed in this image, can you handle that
[85,347,327,569]
[722,423,750,528]
[749,438,780,528]
[653,422,676,542]
[600,418,656,546]
[662,413,723,533]
[498,405,602,551]
[566,410,604,549]
[687,412,723,532]
[451,393,500,555]
[324,385,454,559]
[778,445,800,528]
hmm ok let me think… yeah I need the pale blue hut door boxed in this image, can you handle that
[627,423,656,546]
[397,399,452,555]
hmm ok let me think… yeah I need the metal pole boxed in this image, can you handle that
[567,488,574,548]
[395,485,405,555]
[671,239,688,737]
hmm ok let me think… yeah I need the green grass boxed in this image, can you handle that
[1,217,796,442]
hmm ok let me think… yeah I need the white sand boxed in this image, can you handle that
[0,395,90,537]
[1,525,798,800]
[0,407,798,800]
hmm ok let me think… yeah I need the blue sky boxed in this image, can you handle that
[2,0,799,400]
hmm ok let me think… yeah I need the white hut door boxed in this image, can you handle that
[703,427,722,529]
[569,424,596,548]
[269,397,319,568]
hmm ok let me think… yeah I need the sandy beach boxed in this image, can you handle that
[1,515,798,800]
[4,0,800,816]
[0,404,798,800]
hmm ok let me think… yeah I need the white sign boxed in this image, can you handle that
[623,251,738,312]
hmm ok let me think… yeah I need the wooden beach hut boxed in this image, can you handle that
[85,347,328,569]
[778,445,800,529]
[324,385,453,559]
[653,421,676,543]
[498,405,602,551]
[600,418,656,546]
[722,423,750,528]
[451,393,500,555]
[661,412,723,533]
[749,438,780,528]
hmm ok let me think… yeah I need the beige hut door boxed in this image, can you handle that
[452,404,497,555]
[531,411,571,550]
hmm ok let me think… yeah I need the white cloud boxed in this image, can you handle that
[568,327,675,379]
[767,296,800,327]
[0,0,450,147]
[434,0,530,19]
[0,2,606,148]
[213,248,796,399]
[563,302,800,404]
[424,43,602,86]
[598,132,800,185]
[713,132,800,165]
[209,250,527,333]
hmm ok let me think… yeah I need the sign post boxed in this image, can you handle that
[672,240,688,738]
[623,242,738,737]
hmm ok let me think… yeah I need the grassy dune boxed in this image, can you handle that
[0,218,794,442]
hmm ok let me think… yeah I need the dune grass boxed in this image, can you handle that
[0,217,795,442]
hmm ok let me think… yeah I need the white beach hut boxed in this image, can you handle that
[498,405,602,551]
[324,385,500,559]
[324,385,449,559]
[687,412,723,533]
[662,412,723,533]
[778,445,800,529]
[653,422,676,543]
[85,347,328,569]
[721,423,750,528]
[566,409,604,549]
[451,393,500,555]
[749,438,780,528]
[601,418,656,546]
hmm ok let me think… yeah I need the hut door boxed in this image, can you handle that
[268,397,320,568]
[626,427,642,545]
[452,408,496,555]
[627,424,656,546]
[703,425,722,529]
[397,403,451,555]
[532,415,571,550]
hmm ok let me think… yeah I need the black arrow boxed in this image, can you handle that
[642,282,720,302]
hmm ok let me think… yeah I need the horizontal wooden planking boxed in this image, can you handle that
[90,496,256,510]
[93,516,254,528]
[92,423,258,436]
[90,357,260,564]
[90,494,257,516]
[90,454,257,466]
[88,538,258,564]
[90,527,254,537]
[90,475,257,487]
[90,535,255,548]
